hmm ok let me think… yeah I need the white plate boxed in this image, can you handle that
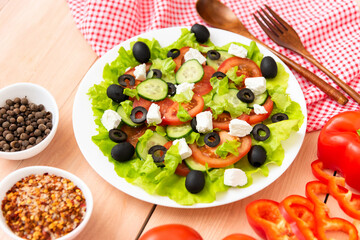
[73,27,307,208]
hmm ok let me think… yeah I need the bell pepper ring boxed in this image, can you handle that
[317,111,360,192]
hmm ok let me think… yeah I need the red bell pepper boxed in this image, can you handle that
[317,111,360,192]
[278,195,317,240]
[311,159,345,186]
[246,199,297,240]
[305,181,358,240]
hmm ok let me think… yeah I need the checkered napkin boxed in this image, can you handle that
[67,0,360,132]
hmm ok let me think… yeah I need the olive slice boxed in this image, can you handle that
[130,106,147,124]
[109,129,127,143]
[237,88,255,103]
[204,132,220,147]
[207,50,220,60]
[148,69,162,79]
[271,113,289,123]
[111,142,135,162]
[167,48,180,59]
[248,145,267,167]
[167,83,176,97]
[190,117,198,133]
[211,71,227,79]
[118,74,135,87]
[106,84,128,103]
[148,145,167,166]
[251,124,270,141]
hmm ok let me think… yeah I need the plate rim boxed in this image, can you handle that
[72,26,307,208]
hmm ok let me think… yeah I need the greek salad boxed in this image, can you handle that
[88,24,304,205]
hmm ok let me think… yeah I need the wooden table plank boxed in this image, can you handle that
[0,0,154,239]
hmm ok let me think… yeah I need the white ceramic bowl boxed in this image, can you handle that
[0,82,59,160]
[0,166,93,240]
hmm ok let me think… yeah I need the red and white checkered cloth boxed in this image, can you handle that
[67,0,360,132]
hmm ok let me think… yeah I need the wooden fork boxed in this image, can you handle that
[254,5,360,105]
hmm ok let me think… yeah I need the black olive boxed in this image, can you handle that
[260,56,278,78]
[191,23,210,43]
[190,118,198,133]
[248,145,267,167]
[132,41,151,63]
[237,88,255,103]
[106,84,128,103]
[118,74,135,87]
[185,170,205,194]
[271,113,289,123]
[130,106,147,124]
[251,124,270,141]
[211,71,227,79]
[111,142,135,162]
[207,50,220,60]
[167,83,176,97]
[148,145,167,166]
[109,129,127,143]
[204,132,220,147]
[167,48,180,59]
[148,69,162,79]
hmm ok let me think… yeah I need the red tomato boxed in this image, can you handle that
[133,97,153,111]
[193,65,214,96]
[213,113,250,131]
[175,161,191,177]
[162,95,204,126]
[222,234,256,240]
[217,57,262,79]
[121,63,152,88]
[157,98,175,116]
[173,47,190,72]
[139,224,203,240]
[120,124,150,147]
[247,97,274,125]
[189,132,252,168]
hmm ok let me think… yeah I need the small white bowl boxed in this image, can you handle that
[0,83,59,160]
[0,166,93,240]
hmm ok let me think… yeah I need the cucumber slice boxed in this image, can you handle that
[166,123,193,140]
[116,105,141,127]
[248,91,268,108]
[175,59,204,84]
[135,132,169,161]
[206,50,233,70]
[184,157,211,172]
[137,78,168,101]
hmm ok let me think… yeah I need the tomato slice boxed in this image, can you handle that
[173,47,190,72]
[247,97,274,125]
[213,113,250,131]
[189,131,252,168]
[217,57,262,79]
[120,124,150,147]
[175,162,191,177]
[132,97,153,111]
[162,95,204,126]
[193,65,214,96]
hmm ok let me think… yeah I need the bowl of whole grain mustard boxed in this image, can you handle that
[0,166,93,240]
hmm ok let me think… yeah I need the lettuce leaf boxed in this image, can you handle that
[150,58,176,83]
[172,87,194,103]
[177,103,192,122]
[120,100,133,116]
[226,66,245,85]
[215,140,241,159]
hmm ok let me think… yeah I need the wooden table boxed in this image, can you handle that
[0,1,359,239]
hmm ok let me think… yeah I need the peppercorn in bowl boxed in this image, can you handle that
[0,83,59,160]
[0,166,93,240]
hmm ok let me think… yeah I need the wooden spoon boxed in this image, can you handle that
[196,0,348,105]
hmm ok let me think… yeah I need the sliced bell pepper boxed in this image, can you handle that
[246,199,297,240]
[311,159,345,186]
[305,181,358,240]
[278,195,317,240]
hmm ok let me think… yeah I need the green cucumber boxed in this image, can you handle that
[248,91,268,108]
[166,123,193,140]
[137,78,168,101]
[184,157,211,172]
[135,132,169,161]
[175,59,204,84]
[116,105,141,127]
[206,50,233,70]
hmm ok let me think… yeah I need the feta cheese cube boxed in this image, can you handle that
[253,104,268,115]
[176,82,195,95]
[146,103,162,125]
[228,44,248,58]
[173,138,192,159]
[184,48,207,65]
[229,119,253,137]
[196,111,213,133]
[245,77,266,95]
[134,63,147,80]
[224,168,248,187]
[101,109,122,131]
